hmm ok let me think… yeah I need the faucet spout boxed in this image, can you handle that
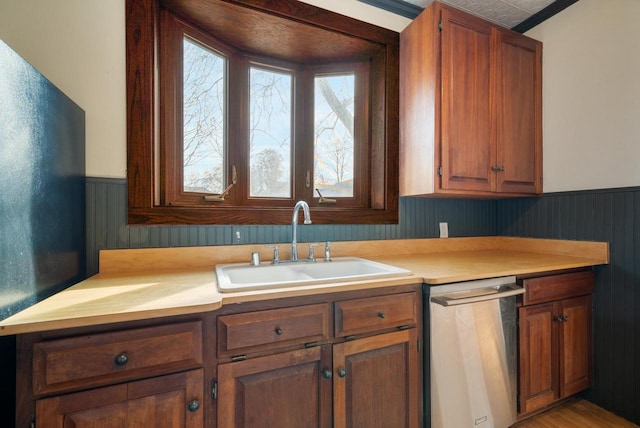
[291,200,312,262]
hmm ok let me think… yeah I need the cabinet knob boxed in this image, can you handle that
[337,368,347,378]
[114,352,129,366]
[377,312,386,319]
[322,369,333,379]
[187,399,200,413]
[275,327,283,335]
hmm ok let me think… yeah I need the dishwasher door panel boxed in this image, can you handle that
[430,296,518,428]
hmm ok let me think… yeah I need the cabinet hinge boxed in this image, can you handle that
[304,341,320,348]
[517,393,521,412]
[438,20,442,31]
[397,324,412,331]
[231,354,247,362]
[345,335,358,341]
[211,379,218,400]
[437,166,443,176]
[30,418,35,428]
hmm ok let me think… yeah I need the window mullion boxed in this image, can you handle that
[295,68,315,203]
[227,55,249,205]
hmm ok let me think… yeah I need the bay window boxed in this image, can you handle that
[126,0,399,224]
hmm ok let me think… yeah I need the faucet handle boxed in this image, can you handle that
[265,245,280,264]
[324,241,332,262]
[250,252,261,266]
[307,243,321,262]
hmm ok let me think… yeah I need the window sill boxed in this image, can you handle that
[127,206,398,225]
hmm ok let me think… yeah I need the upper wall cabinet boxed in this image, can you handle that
[399,1,542,197]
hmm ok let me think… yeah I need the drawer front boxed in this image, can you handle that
[33,321,203,396]
[335,292,418,337]
[522,270,595,306]
[218,304,330,357]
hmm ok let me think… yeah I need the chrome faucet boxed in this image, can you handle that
[291,200,312,262]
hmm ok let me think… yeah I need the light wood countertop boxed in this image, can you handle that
[0,237,608,336]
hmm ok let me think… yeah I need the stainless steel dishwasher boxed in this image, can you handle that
[429,276,525,428]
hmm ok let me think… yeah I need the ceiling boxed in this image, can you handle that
[358,0,579,32]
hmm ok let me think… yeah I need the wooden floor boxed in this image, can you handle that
[513,399,638,428]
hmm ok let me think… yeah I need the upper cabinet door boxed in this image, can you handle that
[494,29,543,194]
[440,8,494,192]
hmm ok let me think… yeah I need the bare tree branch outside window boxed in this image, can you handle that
[314,74,355,197]
[249,67,292,198]
[182,38,225,194]
[182,38,356,200]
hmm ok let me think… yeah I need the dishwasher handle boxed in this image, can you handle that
[430,283,525,307]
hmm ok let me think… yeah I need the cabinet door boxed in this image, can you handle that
[333,329,420,428]
[440,8,494,193]
[494,29,542,194]
[36,369,204,427]
[217,346,332,428]
[559,295,592,398]
[518,303,558,414]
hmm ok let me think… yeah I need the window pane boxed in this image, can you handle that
[182,38,226,194]
[314,74,355,197]
[249,67,292,198]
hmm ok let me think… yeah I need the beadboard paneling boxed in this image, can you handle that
[498,187,640,425]
[86,178,497,276]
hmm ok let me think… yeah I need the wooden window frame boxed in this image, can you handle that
[126,0,399,225]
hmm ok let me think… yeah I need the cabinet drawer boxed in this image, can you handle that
[33,321,202,396]
[522,271,594,306]
[335,292,418,337]
[218,304,330,357]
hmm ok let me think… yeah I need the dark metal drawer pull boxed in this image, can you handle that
[188,399,200,412]
[114,352,129,366]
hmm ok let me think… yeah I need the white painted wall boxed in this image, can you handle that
[0,0,126,178]
[1,0,637,192]
[526,0,640,192]
[300,0,410,32]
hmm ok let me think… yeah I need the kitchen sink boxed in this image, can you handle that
[215,257,412,292]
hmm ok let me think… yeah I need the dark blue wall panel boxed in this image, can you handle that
[85,178,497,275]
[498,187,640,425]
[0,40,86,321]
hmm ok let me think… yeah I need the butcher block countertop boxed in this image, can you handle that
[0,237,608,336]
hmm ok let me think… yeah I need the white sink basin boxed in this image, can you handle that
[215,257,412,293]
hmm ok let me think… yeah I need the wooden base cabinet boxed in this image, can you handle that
[16,316,209,428]
[36,369,204,428]
[16,288,421,427]
[518,271,594,416]
[217,346,332,428]
[215,287,423,428]
[333,329,420,428]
